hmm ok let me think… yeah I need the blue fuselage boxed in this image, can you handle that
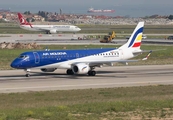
[11,48,116,69]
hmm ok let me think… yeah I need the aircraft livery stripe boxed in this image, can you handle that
[20,48,116,68]
[132,42,141,47]
[136,34,142,41]
[128,27,143,48]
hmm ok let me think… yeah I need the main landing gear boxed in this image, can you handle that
[88,67,96,76]
[46,31,51,34]
[24,69,31,77]
[66,69,74,75]
[66,69,96,76]
[88,70,96,76]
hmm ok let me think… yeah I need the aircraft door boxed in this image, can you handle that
[119,49,124,60]
[76,53,79,58]
[33,52,40,64]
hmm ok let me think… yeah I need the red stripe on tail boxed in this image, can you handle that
[132,42,141,47]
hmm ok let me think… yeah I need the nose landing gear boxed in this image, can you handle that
[24,69,31,77]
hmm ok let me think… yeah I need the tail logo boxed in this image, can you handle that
[128,27,143,48]
[20,18,25,24]
[18,13,33,27]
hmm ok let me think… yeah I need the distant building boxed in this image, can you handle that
[0,8,10,12]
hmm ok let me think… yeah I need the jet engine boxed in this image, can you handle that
[41,68,57,72]
[72,63,90,74]
[49,29,57,34]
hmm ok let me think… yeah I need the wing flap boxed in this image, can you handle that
[32,27,52,31]
[71,59,139,67]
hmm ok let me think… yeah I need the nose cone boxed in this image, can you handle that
[10,60,17,68]
[11,59,21,69]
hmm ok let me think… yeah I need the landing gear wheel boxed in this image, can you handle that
[25,74,30,77]
[66,69,74,75]
[46,31,51,34]
[24,69,31,77]
[88,70,96,76]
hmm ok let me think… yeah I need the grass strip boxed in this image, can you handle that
[0,85,173,119]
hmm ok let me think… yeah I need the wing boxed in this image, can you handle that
[33,27,52,31]
[72,59,139,68]
[90,60,139,67]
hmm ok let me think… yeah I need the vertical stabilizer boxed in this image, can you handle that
[17,13,32,26]
[119,22,144,50]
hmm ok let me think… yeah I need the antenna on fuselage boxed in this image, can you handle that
[45,46,50,51]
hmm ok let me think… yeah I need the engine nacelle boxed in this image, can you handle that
[49,29,57,34]
[72,63,90,74]
[41,68,57,72]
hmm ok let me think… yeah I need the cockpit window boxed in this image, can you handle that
[18,55,28,59]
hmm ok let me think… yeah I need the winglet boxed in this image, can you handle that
[142,50,152,60]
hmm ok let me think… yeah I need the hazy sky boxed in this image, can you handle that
[0,0,172,17]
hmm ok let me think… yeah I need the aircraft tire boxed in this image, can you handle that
[88,70,96,76]
[25,74,30,77]
[66,69,74,75]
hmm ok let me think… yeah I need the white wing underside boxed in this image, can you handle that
[72,59,138,67]
[33,27,52,31]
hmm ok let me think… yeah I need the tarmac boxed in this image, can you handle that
[0,34,173,45]
[0,65,173,93]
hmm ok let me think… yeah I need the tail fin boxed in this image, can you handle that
[119,22,144,50]
[17,13,32,26]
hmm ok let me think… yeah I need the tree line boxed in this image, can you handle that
[23,11,173,20]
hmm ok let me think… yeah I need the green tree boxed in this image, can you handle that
[168,15,173,20]
[24,11,31,15]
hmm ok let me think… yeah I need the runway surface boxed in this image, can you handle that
[0,65,173,93]
[1,34,173,45]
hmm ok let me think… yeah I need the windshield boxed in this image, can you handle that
[18,55,28,59]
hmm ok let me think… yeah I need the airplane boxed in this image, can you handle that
[17,13,81,34]
[11,21,151,77]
